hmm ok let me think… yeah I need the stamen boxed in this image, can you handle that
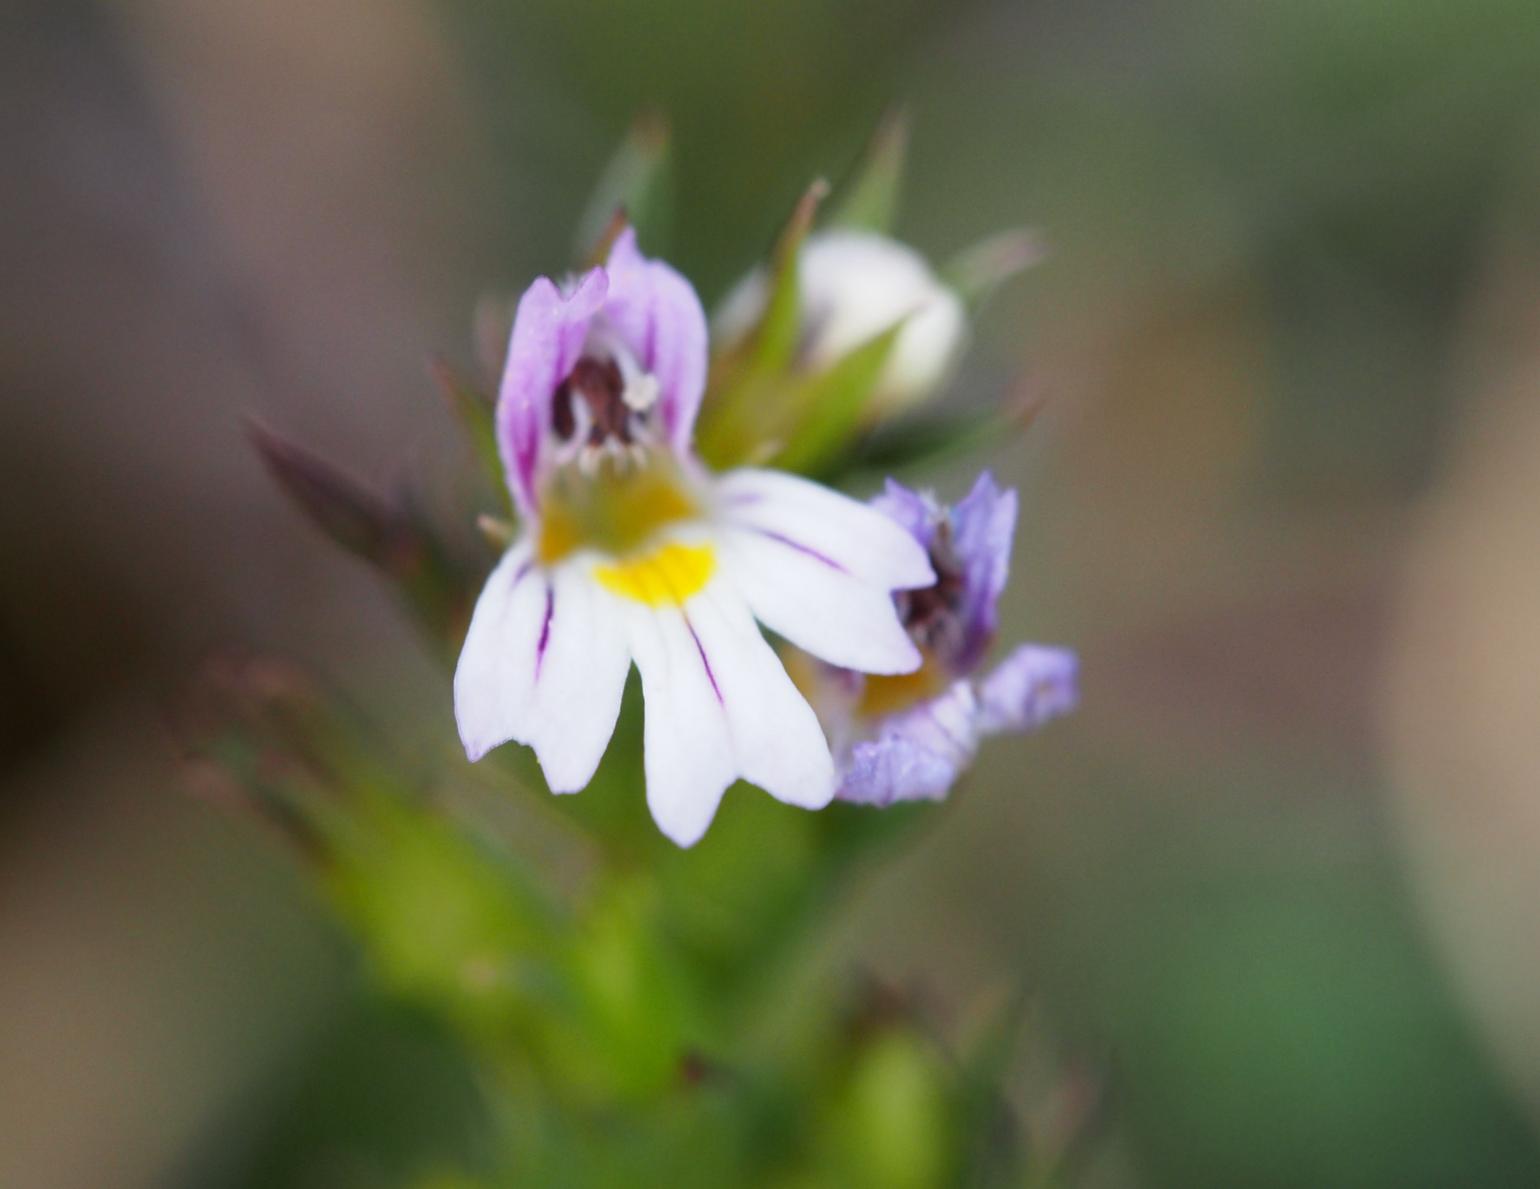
[623,373,660,413]
[895,524,967,656]
[553,356,630,445]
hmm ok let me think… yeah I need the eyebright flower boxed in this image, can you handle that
[453,229,935,846]
[795,473,1077,807]
[714,229,968,417]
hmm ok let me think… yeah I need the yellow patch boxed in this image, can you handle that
[857,660,945,718]
[595,542,716,607]
[537,462,698,565]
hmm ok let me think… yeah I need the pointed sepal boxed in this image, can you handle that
[826,108,910,235]
[943,228,1045,312]
[573,110,674,263]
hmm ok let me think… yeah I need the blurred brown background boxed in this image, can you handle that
[6,0,1540,1185]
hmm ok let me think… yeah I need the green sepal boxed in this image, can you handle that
[826,108,910,235]
[573,111,673,263]
[695,179,827,466]
[773,320,906,476]
[749,176,828,372]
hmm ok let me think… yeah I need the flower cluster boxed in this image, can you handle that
[455,229,934,846]
[455,225,1075,844]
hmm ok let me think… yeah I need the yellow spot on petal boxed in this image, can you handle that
[857,658,946,718]
[595,542,716,607]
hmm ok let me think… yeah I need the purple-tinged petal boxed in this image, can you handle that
[496,268,608,516]
[837,681,979,806]
[603,228,709,453]
[871,478,940,551]
[949,471,1017,671]
[977,644,1078,735]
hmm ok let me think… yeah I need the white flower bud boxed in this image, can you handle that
[715,230,968,416]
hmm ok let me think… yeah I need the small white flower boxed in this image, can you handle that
[714,229,968,415]
[454,230,933,846]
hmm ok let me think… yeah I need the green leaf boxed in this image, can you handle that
[247,419,475,658]
[774,321,905,475]
[248,418,403,566]
[573,110,674,262]
[826,108,910,234]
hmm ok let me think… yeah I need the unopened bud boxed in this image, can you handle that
[715,230,968,418]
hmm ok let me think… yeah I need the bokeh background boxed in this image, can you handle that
[7,0,1540,1185]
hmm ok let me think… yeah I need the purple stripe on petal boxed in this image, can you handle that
[534,581,555,680]
[493,557,536,635]
[684,616,725,705]
[753,527,850,573]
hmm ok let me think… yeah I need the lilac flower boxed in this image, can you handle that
[807,473,1077,807]
[454,229,934,846]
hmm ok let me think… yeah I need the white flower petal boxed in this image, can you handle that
[525,564,631,793]
[622,599,736,847]
[719,527,922,675]
[453,541,545,762]
[687,581,836,810]
[716,468,934,591]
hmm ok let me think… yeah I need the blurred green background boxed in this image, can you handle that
[7,0,1540,1185]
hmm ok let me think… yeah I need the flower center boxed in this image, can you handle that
[536,456,699,565]
[553,356,633,447]
[854,529,968,718]
[895,533,967,657]
[535,331,697,565]
[550,336,661,474]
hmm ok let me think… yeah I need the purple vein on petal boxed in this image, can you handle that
[753,527,849,572]
[534,581,555,680]
[684,617,724,706]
